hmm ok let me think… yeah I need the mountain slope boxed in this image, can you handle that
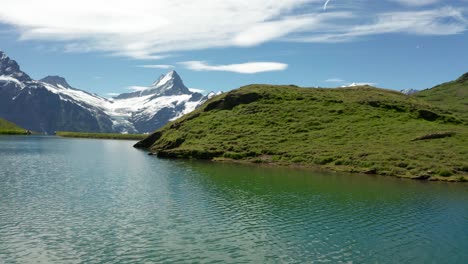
[0,51,114,133]
[136,83,468,181]
[0,117,25,134]
[0,51,208,134]
[413,72,468,121]
[108,70,206,133]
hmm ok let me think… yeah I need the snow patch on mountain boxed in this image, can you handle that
[0,76,25,89]
[400,88,419,95]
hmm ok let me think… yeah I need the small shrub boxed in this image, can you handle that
[438,169,453,177]
[457,176,467,182]
[397,162,409,168]
[334,160,344,165]
[316,157,335,165]
[291,157,305,163]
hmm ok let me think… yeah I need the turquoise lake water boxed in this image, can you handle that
[0,136,467,263]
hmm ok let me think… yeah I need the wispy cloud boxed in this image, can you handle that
[180,61,288,74]
[388,0,440,6]
[127,86,148,92]
[293,7,467,43]
[106,92,120,97]
[232,12,351,47]
[138,64,174,69]
[324,78,344,83]
[0,1,465,59]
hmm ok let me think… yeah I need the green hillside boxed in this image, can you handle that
[135,74,468,182]
[0,118,26,135]
[414,72,468,121]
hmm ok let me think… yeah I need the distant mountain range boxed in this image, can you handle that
[0,51,214,134]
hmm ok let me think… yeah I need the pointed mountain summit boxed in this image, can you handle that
[0,51,31,82]
[115,70,191,99]
[143,70,191,96]
[40,75,74,89]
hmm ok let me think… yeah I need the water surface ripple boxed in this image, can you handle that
[0,136,467,263]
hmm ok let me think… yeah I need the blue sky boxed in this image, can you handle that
[0,0,467,96]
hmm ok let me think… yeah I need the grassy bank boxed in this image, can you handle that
[0,118,28,135]
[56,131,146,140]
[135,74,468,182]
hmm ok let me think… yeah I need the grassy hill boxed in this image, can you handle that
[414,72,468,121]
[135,74,468,182]
[0,118,27,135]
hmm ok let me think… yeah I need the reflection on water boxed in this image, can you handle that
[1,136,467,263]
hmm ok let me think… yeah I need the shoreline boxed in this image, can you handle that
[56,131,146,140]
[149,152,468,183]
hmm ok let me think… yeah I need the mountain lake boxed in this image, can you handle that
[1,136,467,263]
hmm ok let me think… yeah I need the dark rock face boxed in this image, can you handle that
[204,92,262,111]
[0,81,113,133]
[0,52,113,133]
[134,131,162,148]
[132,105,182,133]
[40,76,74,89]
[411,131,455,141]
[417,109,440,121]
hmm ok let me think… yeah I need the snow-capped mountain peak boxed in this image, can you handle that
[0,51,31,82]
[116,70,191,99]
[143,70,190,97]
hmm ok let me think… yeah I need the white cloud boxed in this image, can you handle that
[127,86,148,92]
[180,61,288,74]
[189,88,206,94]
[233,12,351,46]
[106,92,120,96]
[388,0,439,6]
[324,78,344,83]
[0,1,465,58]
[0,0,323,59]
[138,64,174,69]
